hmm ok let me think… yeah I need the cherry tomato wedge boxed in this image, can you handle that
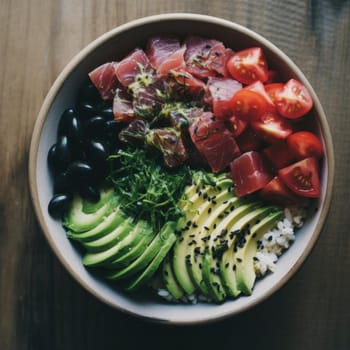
[278,157,321,198]
[245,81,275,112]
[251,111,293,143]
[226,115,247,137]
[263,141,295,170]
[274,79,313,119]
[227,47,269,85]
[287,131,324,160]
[264,83,284,104]
[235,127,263,152]
[260,176,301,205]
[229,89,268,121]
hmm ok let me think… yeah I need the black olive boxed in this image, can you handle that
[78,82,101,104]
[66,161,94,185]
[84,116,107,139]
[79,185,100,203]
[58,108,80,137]
[100,107,114,120]
[54,172,72,194]
[79,102,99,119]
[86,140,108,165]
[54,136,71,172]
[47,144,59,174]
[48,193,72,219]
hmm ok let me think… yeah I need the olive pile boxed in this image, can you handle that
[47,82,122,218]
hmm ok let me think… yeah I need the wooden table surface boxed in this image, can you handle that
[1,0,349,349]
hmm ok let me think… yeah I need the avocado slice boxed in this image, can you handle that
[219,206,279,298]
[186,189,239,297]
[63,191,117,232]
[105,227,157,268]
[81,218,135,253]
[66,205,126,242]
[162,255,184,300]
[202,201,260,302]
[82,218,139,266]
[106,221,176,281]
[82,187,114,214]
[171,185,204,295]
[172,178,233,296]
[123,226,177,292]
[235,209,284,295]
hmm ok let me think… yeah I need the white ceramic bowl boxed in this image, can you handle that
[29,13,334,325]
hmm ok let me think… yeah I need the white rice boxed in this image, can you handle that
[253,205,307,277]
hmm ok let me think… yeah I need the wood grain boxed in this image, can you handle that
[0,0,349,349]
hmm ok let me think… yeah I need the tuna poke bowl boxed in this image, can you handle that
[29,13,334,324]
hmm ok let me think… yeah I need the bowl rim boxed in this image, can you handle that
[28,13,335,325]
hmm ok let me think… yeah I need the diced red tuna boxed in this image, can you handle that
[132,80,166,117]
[88,62,118,100]
[147,36,181,69]
[184,36,227,79]
[156,46,186,77]
[114,48,150,87]
[189,112,241,173]
[206,77,242,118]
[230,151,272,197]
[147,128,188,168]
[167,68,206,98]
[113,87,135,122]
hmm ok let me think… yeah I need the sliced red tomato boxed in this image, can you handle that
[230,151,272,197]
[245,81,275,112]
[226,116,247,138]
[229,89,268,121]
[287,131,324,160]
[235,127,263,152]
[206,77,242,118]
[274,79,313,119]
[227,47,269,85]
[189,112,241,173]
[251,111,293,143]
[264,83,284,104]
[263,141,295,169]
[114,48,151,87]
[88,62,119,100]
[146,36,181,69]
[278,157,321,198]
[260,176,301,205]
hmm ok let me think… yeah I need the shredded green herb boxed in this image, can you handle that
[108,147,193,231]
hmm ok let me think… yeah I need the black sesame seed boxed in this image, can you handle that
[204,226,210,231]
[236,258,242,263]
[268,235,273,241]
[233,264,237,271]
[213,224,217,229]
[208,207,212,214]
[192,222,198,228]
[225,262,229,268]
